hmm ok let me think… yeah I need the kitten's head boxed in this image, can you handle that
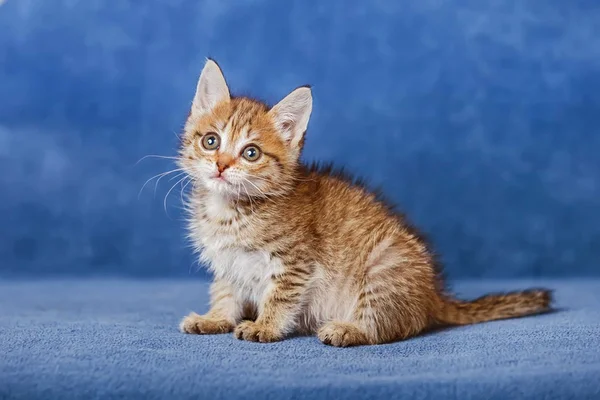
[179,59,312,199]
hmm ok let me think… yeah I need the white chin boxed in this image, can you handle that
[204,178,236,196]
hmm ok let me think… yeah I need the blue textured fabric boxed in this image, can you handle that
[1,0,599,278]
[0,279,599,399]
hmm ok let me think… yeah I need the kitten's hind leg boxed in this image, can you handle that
[317,280,431,346]
[317,321,369,347]
[180,279,241,334]
[318,239,436,346]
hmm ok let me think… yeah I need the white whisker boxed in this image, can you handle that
[242,177,268,198]
[157,171,186,195]
[164,176,188,213]
[136,154,179,165]
[138,168,184,199]
[168,171,187,181]
[240,180,256,216]
[247,178,289,200]
[180,177,193,204]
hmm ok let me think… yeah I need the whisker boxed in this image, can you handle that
[243,172,315,196]
[172,130,183,142]
[242,177,268,198]
[180,178,193,204]
[241,174,291,200]
[168,171,187,181]
[136,154,179,165]
[243,176,270,186]
[138,168,184,199]
[250,173,316,184]
[156,171,186,195]
[164,176,188,213]
[240,181,256,216]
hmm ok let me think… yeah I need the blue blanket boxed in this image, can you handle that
[1,279,599,399]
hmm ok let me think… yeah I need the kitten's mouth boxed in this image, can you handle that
[211,175,230,184]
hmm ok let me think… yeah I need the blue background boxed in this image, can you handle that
[1,0,599,278]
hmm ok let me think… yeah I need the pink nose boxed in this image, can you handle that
[216,161,230,174]
[215,154,233,174]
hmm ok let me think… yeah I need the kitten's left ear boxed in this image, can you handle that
[269,86,312,150]
[191,59,230,117]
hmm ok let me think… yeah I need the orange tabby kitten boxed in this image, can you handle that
[178,59,551,346]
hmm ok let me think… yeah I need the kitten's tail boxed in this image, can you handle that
[436,289,552,326]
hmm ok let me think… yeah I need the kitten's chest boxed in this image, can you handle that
[201,239,282,303]
[210,247,281,298]
[190,194,279,300]
[190,193,257,252]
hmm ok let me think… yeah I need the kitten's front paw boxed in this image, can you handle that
[180,312,234,334]
[234,321,282,343]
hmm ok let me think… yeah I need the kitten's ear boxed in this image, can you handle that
[191,59,230,117]
[269,86,312,149]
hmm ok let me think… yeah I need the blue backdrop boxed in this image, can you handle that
[1,0,599,278]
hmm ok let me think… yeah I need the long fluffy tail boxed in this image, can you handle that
[436,289,552,325]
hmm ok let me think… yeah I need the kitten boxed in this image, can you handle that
[178,59,551,346]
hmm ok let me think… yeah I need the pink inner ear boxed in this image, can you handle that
[281,121,292,134]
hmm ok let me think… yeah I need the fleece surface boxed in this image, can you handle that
[1,279,599,399]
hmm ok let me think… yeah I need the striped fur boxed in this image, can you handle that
[178,60,552,346]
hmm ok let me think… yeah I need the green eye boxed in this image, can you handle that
[242,145,261,162]
[201,133,220,150]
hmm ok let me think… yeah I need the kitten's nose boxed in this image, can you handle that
[216,155,233,174]
[216,162,229,174]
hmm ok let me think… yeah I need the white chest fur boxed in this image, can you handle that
[189,193,283,304]
[210,248,282,304]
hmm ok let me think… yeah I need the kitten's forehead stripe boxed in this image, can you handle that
[213,99,275,153]
[247,132,261,142]
[224,100,240,129]
[231,100,264,141]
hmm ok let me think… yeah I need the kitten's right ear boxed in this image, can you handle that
[191,59,230,117]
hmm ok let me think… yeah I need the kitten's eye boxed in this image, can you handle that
[201,133,220,150]
[242,145,261,162]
